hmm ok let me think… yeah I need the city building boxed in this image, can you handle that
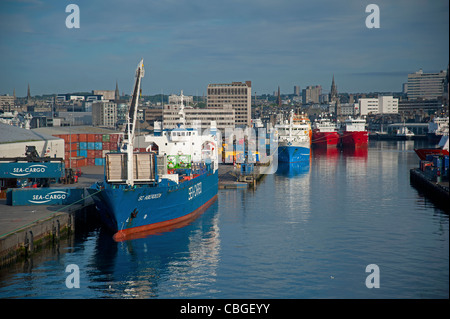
[378,96,399,114]
[302,85,322,104]
[406,68,447,100]
[163,104,235,132]
[359,96,398,115]
[93,90,116,102]
[207,81,251,126]
[92,101,117,128]
[0,95,15,112]
[294,86,301,96]
[168,94,193,105]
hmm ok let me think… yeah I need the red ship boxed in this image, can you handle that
[340,117,368,148]
[312,118,340,147]
[414,135,449,160]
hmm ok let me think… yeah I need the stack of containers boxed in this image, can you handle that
[55,133,122,168]
[54,133,123,167]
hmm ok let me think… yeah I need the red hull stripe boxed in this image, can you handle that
[113,195,218,242]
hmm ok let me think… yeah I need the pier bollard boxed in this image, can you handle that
[29,231,34,254]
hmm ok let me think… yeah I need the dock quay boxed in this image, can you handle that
[0,162,269,267]
[410,168,449,212]
[218,163,269,189]
[0,166,103,268]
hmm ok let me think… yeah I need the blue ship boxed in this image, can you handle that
[89,60,219,241]
[275,110,311,163]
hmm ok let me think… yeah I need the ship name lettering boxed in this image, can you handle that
[188,182,202,200]
[138,193,162,201]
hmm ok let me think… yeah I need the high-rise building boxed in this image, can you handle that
[207,81,251,126]
[359,96,398,115]
[294,85,301,96]
[406,69,447,100]
[92,101,117,128]
[302,85,322,104]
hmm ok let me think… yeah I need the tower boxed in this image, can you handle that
[330,75,340,117]
[115,80,120,101]
[330,75,338,102]
[27,83,31,100]
[277,86,281,108]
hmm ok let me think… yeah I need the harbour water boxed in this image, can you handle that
[0,140,448,299]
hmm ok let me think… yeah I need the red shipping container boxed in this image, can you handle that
[94,150,102,158]
[69,134,78,143]
[110,134,118,142]
[60,134,69,143]
[78,158,87,167]
[78,134,87,142]
[87,134,96,142]
[95,134,102,142]
[65,143,78,151]
[87,158,95,166]
[102,142,110,150]
[87,150,96,158]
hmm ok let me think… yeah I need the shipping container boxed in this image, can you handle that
[110,134,119,142]
[87,134,96,142]
[102,134,110,142]
[79,150,88,158]
[94,150,102,158]
[0,162,64,179]
[79,142,87,150]
[432,156,443,169]
[95,134,102,142]
[444,155,449,169]
[6,187,85,206]
[102,142,110,150]
[87,158,95,166]
[87,142,95,150]
[87,150,96,158]
[78,157,87,167]
[78,134,87,142]
[65,150,77,159]
[95,142,103,150]
[95,158,105,166]
[65,143,78,151]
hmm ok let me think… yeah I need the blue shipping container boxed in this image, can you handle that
[88,142,95,149]
[95,142,103,150]
[79,150,88,158]
[0,162,64,179]
[433,156,442,169]
[444,155,449,169]
[6,187,84,206]
[79,142,87,150]
[95,158,105,166]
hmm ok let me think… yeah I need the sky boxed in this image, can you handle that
[0,0,448,97]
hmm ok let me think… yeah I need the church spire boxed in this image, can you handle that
[277,86,281,108]
[115,80,120,101]
[330,75,338,101]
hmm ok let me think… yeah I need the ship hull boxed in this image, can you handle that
[89,171,218,240]
[278,143,310,163]
[340,131,368,148]
[312,131,339,147]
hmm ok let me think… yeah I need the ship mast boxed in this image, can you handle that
[122,59,145,186]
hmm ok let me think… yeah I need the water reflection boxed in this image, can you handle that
[89,201,220,298]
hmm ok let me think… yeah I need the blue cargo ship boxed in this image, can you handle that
[89,60,219,241]
[275,110,311,163]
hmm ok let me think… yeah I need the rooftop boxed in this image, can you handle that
[0,122,60,144]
